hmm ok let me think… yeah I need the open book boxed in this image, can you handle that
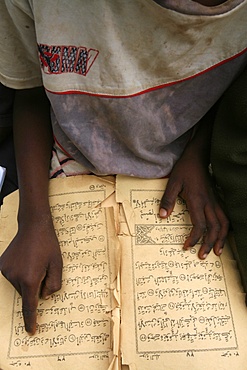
[0,175,246,370]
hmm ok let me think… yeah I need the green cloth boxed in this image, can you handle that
[211,66,247,298]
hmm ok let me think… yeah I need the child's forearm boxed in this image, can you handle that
[182,104,218,166]
[13,87,53,223]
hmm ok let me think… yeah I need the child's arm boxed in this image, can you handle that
[160,106,229,259]
[0,87,63,335]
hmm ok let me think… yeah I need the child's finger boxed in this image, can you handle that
[21,286,39,335]
[159,179,182,218]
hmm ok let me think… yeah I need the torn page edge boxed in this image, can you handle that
[108,244,121,369]
[121,200,136,237]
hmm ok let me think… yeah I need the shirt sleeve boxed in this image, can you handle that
[0,0,42,89]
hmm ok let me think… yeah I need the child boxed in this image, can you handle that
[0,0,246,334]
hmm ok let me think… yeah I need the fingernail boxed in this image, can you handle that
[202,253,208,259]
[160,208,167,218]
[218,248,223,255]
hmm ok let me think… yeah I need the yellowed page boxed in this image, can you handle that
[0,175,120,370]
[116,175,247,370]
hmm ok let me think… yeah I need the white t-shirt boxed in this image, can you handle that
[0,0,247,177]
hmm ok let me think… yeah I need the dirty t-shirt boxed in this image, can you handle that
[0,0,246,177]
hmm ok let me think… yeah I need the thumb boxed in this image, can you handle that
[40,262,63,299]
[160,179,182,218]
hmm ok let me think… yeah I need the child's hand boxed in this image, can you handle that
[0,217,63,335]
[159,153,229,259]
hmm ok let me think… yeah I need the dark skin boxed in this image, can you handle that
[0,88,63,334]
[0,0,230,338]
[160,106,229,259]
